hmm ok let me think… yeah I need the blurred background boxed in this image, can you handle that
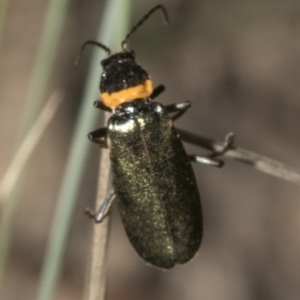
[1,0,300,299]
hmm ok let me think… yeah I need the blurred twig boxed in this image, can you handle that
[0,91,62,204]
[177,129,300,185]
[18,0,70,138]
[0,0,8,47]
[0,0,71,293]
[0,91,62,291]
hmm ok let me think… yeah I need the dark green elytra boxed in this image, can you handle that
[107,101,202,269]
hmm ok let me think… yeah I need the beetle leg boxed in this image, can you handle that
[177,129,235,154]
[85,189,116,223]
[93,100,112,112]
[166,101,191,121]
[149,84,165,100]
[189,155,224,167]
[193,133,234,167]
[181,131,235,167]
[209,132,235,158]
[88,127,108,148]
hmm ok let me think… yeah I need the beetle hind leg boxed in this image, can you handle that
[85,189,116,223]
[188,155,224,167]
[183,131,235,168]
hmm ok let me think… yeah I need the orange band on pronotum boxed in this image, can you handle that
[101,79,153,109]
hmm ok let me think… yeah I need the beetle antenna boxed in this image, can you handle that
[121,5,169,51]
[75,40,111,66]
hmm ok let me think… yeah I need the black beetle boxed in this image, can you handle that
[80,5,224,269]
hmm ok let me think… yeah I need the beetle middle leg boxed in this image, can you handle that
[85,189,116,223]
[179,130,235,168]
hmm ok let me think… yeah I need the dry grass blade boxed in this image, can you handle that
[0,0,9,46]
[0,91,63,206]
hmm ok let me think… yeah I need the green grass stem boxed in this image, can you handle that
[0,0,71,293]
[36,0,131,299]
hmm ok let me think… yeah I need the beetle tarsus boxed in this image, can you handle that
[85,207,97,219]
[209,132,235,158]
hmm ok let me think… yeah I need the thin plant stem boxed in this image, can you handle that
[0,91,62,293]
[36,1,131,300]
[0,0,9,47]
[86,114,111,300]
[0,0,71,293]
[84,1,131,299]
[177,129,300,185]
[0,91,63,204]
[18,0,70,138]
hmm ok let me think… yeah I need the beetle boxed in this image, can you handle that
[80,5,226,269]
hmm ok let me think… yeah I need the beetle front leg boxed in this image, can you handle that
[85,189,116,223]
[187,132,235,167]
[93,100,112,112]
[88,127,108,148]
[150,84,165,100]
